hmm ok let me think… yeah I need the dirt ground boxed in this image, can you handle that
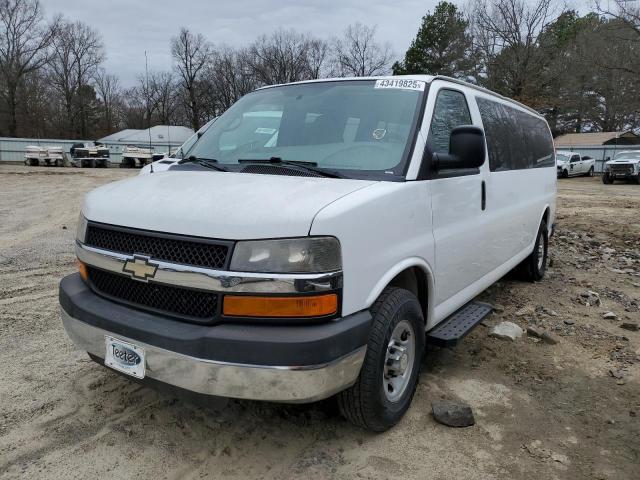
[0,165,638,480]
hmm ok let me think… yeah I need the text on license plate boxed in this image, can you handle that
[104,336,145,379]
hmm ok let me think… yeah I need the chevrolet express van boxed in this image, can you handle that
[60,76,556,431]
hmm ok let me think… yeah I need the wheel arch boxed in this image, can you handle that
[365,258,434,328]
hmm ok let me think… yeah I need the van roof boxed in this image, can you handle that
[256,75,542,118]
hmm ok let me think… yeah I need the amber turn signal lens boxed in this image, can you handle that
[77,259,89,282]
[223,294,338,318]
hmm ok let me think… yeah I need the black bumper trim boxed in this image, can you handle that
[59,273,371,366]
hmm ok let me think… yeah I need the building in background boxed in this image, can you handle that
[0,125,194,165]
[554,131,640,172]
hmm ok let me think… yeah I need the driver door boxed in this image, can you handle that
[570,154,581,175]
[427,83,490,306]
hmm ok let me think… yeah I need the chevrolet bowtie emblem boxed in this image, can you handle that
[122,255,158,281]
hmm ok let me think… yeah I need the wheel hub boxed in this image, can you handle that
[383,320,416,402]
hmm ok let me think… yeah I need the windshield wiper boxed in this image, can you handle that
[238,157,344,178]
[178,155,228,172]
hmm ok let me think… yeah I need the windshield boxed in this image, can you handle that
[186,80,426,178]
[171,118,217,158]
[556,153,570,163]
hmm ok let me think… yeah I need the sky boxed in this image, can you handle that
[45,0,589,87]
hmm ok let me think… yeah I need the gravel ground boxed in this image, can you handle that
[0,165,638,480]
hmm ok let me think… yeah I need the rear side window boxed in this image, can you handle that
[476,97,554,171]
[427,89,472,154]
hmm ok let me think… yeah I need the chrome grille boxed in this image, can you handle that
[88,267,218,323]
[85,224,231,270]
[610,164,634,175]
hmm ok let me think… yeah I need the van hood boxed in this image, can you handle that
[83,171,375,239]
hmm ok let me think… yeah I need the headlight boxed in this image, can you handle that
[230,237,341,273]
[76,213,88,243]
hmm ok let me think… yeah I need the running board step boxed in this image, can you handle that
[427,301,493,347]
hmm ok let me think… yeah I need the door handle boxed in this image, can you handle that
[481,180,486,211]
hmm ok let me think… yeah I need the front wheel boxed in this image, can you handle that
[337,287,424,432]
[602,173,614,184]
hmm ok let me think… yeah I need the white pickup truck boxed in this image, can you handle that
[602,151,640,184]
[60,76,556,431]
[556,150,595,178]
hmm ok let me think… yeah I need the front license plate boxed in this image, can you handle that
[104,336,145,379]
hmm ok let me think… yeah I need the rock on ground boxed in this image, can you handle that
[541,331,560,345]
[620,322,639,332]
[490,321,523,341]
[431,400,475,428]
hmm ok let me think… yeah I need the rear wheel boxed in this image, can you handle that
[519,220,548,282]
[586,166,594,177]
[337,287,424,432]
[602,173,614,184]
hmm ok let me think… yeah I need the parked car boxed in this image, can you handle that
[556,150,594,177]
[139,118,217,175]
[70,142,110,168]
[61,75,556,431]
[602,151,640,184]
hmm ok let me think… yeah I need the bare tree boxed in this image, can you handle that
[0,0,57,137]
[136,70,177,125]
[70,21,103,137]
[307,38,330,79]
[595,0,640,36]
[204,46,257,114]
[171,28,212,130]
[332,23,393,77]
[468,0,555,98]
[94,69,121,134]
[49,19,104,137]
[247,29,327,85]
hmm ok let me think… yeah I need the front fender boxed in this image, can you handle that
[310,181,435,321]
[365,257,436,329]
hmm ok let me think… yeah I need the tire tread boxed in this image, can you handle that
[338,287,423,431]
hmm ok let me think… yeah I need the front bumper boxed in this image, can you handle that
[605,166,639,179]
[59,274,370,403]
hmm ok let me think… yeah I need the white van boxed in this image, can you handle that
[60,76,556,431]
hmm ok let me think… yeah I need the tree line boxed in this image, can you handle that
[0,0,638,140]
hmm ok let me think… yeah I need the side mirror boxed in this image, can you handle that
[433,125,486,170]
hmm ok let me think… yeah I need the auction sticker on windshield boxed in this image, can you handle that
[375,79,425,91]
[105,336,145,378]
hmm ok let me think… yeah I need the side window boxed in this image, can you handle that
[427,89,472,154]
[571,155,580,163]
[476,97,512,171]
[477,97,554,171]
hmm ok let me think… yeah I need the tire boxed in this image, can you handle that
[561,169,569,178]
[337,287,425,432]
[586,166,594,177]
[519,220,548,282]
[602,173,614,184]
